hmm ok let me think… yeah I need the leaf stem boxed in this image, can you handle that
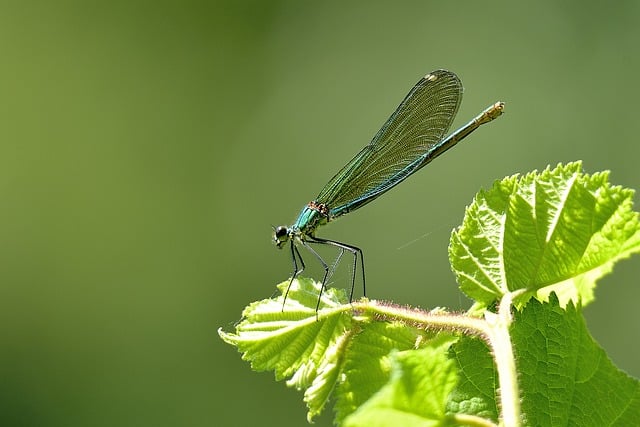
[355,299,491,338]
[484,292,521,427]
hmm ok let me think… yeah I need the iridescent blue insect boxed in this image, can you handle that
[274,69,504,310]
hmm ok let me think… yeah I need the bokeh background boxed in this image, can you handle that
[1,1,639,426]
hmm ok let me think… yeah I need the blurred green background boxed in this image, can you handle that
[1,1,639,425]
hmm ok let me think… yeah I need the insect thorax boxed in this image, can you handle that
[293,201,330,237]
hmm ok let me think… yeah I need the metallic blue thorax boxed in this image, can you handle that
[292,202,330,237]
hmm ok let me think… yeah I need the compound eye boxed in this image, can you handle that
[273,226,290,248]
[275,226,288,239]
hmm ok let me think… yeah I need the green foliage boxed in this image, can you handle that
[447,337,498,421]
[342,336,459,427]
[450,162,640,308]
[219,163,640,426]
[334,320,424,422]
[512,296,640,426]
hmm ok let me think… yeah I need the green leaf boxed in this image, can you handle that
[449,161,640,307]
[219,278,467,424]
[512,295,640,426]
[447,337,498,422]
[218,278,353,420]
[342,336,459,427]
[334,321,424,424]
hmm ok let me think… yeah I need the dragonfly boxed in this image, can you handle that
[274,69,504,311]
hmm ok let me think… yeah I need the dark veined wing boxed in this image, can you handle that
[316,69,463,217]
